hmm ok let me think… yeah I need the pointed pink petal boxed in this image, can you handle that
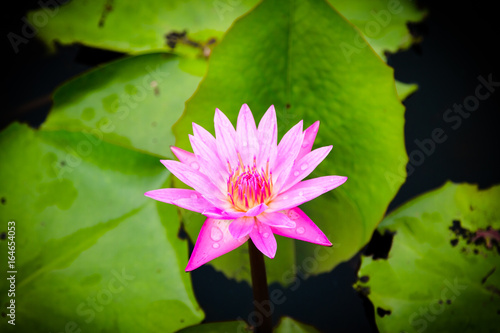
[229,216,255,239]
[236,104,259,165]
[296,121,319,161]
[144,189,213,213]
[281,145,333,192]
[160,160,228,208]
[256,105,278,168]
[192,122,218,153]
[214,108,238,168]
[191,126,225,181]
[270,207,332,246]
[245,203,268,216]
[189,134,227,189]
[170,146,201,171]
[268,176,348,212]
[189,133,219,164]
[256,211,296,228]
[250,223,277,259]
[186,218,249,271]
[272,121,304,192]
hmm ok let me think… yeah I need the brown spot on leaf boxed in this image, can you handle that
[359,275,370,283]
[165,30,188,48]
[376,307,391,317]
[472,228,500,249]
[449,220,471,239]
[481,267,496,284]
[98,0,114,27]
[165,30,216,58]
[355,284,370,296]
[486,285,500,297]
[449,221,500,253]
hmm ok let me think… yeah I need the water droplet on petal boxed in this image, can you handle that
[263,232,270,238]
[293,171,299,176]
[283,195,289,200]
[190,194,198,199]
[296,227,305,234]
[301,140,309,148]
[190,162,200,170]
[212,243,220,249]
[298,191,304,196]
[315,236,323,243]
[300,163,308,170]
[287,210,300,220]
[242,141,247,147]
[210,226,223,242]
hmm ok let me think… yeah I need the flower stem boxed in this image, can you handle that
[248,239,273,333]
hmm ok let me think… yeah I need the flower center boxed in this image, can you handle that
[227,155,273,211]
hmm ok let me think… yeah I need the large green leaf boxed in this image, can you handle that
[176,320,249,332]
[395,80,418,100]
[174,317,320,333]
[28,0,260,55]
[358,182,500,333]
[329,0,426,60]
[274,317,321,333]
[0,123,204,332]
[42,52,205,158]
[174,0,407,285]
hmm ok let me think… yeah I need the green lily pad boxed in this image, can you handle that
[274,317,321,333]
[174,0,407,285]
[41,53,205,158]
[0,122,203,331]
[395,80,418,100]
[176,320,249,332]
[329,0,426,60]
[27,0,260,55]
[358,182,500,333]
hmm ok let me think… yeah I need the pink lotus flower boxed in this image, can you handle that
[145,104,347,271]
